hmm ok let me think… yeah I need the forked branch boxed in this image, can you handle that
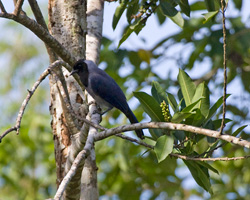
[0,60,66,142]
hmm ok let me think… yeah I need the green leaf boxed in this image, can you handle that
[196,161,219,174]
[190,1,207,11]
[134,92,165,122]
[205,94,231,125]
[126,0,139,24]
[179,0,190,17]
[232,125,248,137]
[112,1,127,30]
[213,118,232,130]
[167,92,178,112]
[160,0,185,28]
[160,0,178,17]
[177,69,196,106]
[182,97,205,113]
[184,160,213,194]
[172,112,192,123]
[192,82,210,117]
[204,0,215,11]
[118,19,145,48]
[149,128,163,140]
[151,81,168,104]
[154,135,174,162]
[202,11,219,23]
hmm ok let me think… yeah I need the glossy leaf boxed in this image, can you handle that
[154,135,174,163]
[182,97,205,113]
[160,0,185,28]
[151,81,168,104]
[167,92,178,112]
[172,112,192,123]
[184,160,213,194]
[232,125,248,137]
[118,19,145,48]
[112,1,127,30]
[192,82,210,117]
[179,0,191,17]
[204,0,215,11]
[202,11,219,23]
[204,94,231,125]
[134,91,165,122]
[177,69,196,106]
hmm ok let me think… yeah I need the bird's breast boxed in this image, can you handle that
[86,87,113,109]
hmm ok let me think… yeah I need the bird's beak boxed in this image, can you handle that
[69,69,78,76]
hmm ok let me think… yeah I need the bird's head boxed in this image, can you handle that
[70,59,88,76]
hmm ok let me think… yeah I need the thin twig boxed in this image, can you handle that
[13,0,25,16]
[0,60,64,142]
[170,153,250,161]
[28,0,48,29]
[116,134,154,149]
[219,0,228,134]
[0,1,7,13]
[94,122,250,149]
[115,133,250,161]
[0,127,17,143]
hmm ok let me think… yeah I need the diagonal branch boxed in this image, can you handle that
[28,0,48,30]
[0,12,76,65]
[94,122,250,149]
[0,60,65,142]
[0,1,6,13]
[13,0,25,16]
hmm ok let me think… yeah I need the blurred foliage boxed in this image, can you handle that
[0,0,250,200]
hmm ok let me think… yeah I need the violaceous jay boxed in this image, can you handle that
[70,59,144,139]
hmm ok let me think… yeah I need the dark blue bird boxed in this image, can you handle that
[70,59,144,139]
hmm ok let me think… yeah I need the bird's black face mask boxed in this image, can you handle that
[70,60,87,76]
[70,60,89,87]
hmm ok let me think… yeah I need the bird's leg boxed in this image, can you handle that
[101,107,113,115]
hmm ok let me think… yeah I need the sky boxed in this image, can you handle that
[102,0,250,133]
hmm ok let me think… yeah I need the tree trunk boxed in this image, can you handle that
[47,0,103,199]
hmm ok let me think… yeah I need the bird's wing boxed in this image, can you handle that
[89,71,129,114]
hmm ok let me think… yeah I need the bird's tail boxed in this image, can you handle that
[125,109,145,140]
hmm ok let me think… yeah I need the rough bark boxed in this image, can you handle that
[48,0,87,198]
[47,0,103,199]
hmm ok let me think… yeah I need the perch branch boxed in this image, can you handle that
[0,60,64,142]
[94,122,250,149]
[53,119,250,198]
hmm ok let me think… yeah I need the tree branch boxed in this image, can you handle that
[94,122,250,149]
[0,12,76,65]
[54,149,89,200]
[220,0,228,134]
[13,0,25,16]
[53,120,250,199]
[115,133,250,161]
[0,1,6,13]
[28,0,47,29]
[0,60,64,142]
